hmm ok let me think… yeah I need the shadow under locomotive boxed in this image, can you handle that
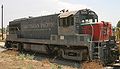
[19,50,81,68]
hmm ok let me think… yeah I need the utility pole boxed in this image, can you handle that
[1,5,4,40]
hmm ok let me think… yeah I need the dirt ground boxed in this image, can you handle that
[0,50,79,69]
[0,49,104,69]
[81,60,103,69]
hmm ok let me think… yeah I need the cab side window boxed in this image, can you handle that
[59,16,74,27]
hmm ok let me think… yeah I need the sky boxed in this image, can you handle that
[0,0,120,27]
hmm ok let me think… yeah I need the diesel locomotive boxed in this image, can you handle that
[5,9,118,64]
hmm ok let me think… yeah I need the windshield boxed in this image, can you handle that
[80,9,98,23]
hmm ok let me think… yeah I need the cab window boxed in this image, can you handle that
[59,16,74,27]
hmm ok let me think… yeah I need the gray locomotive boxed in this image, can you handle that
[5,9,118,64]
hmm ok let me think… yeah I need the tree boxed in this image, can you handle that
[117,20,120,27]
[0,27,6,34]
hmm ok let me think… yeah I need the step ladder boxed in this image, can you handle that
[91,42,100,60]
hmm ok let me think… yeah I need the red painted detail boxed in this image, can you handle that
[81,21,112,41]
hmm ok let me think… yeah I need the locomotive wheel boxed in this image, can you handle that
[5,41,9,48]
[82,49,89,61]
[57,49,63,58]
[18,43,23,52]
[46,46,54,57]
[5,41,12,49]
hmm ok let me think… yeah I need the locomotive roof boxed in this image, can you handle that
[11,14,59,22]
[10,9,98,22]
[59,11,77,18]
[59,9,98,19]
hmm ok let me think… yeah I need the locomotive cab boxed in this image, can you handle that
[58,9,98,35]
[58,11,76,35]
